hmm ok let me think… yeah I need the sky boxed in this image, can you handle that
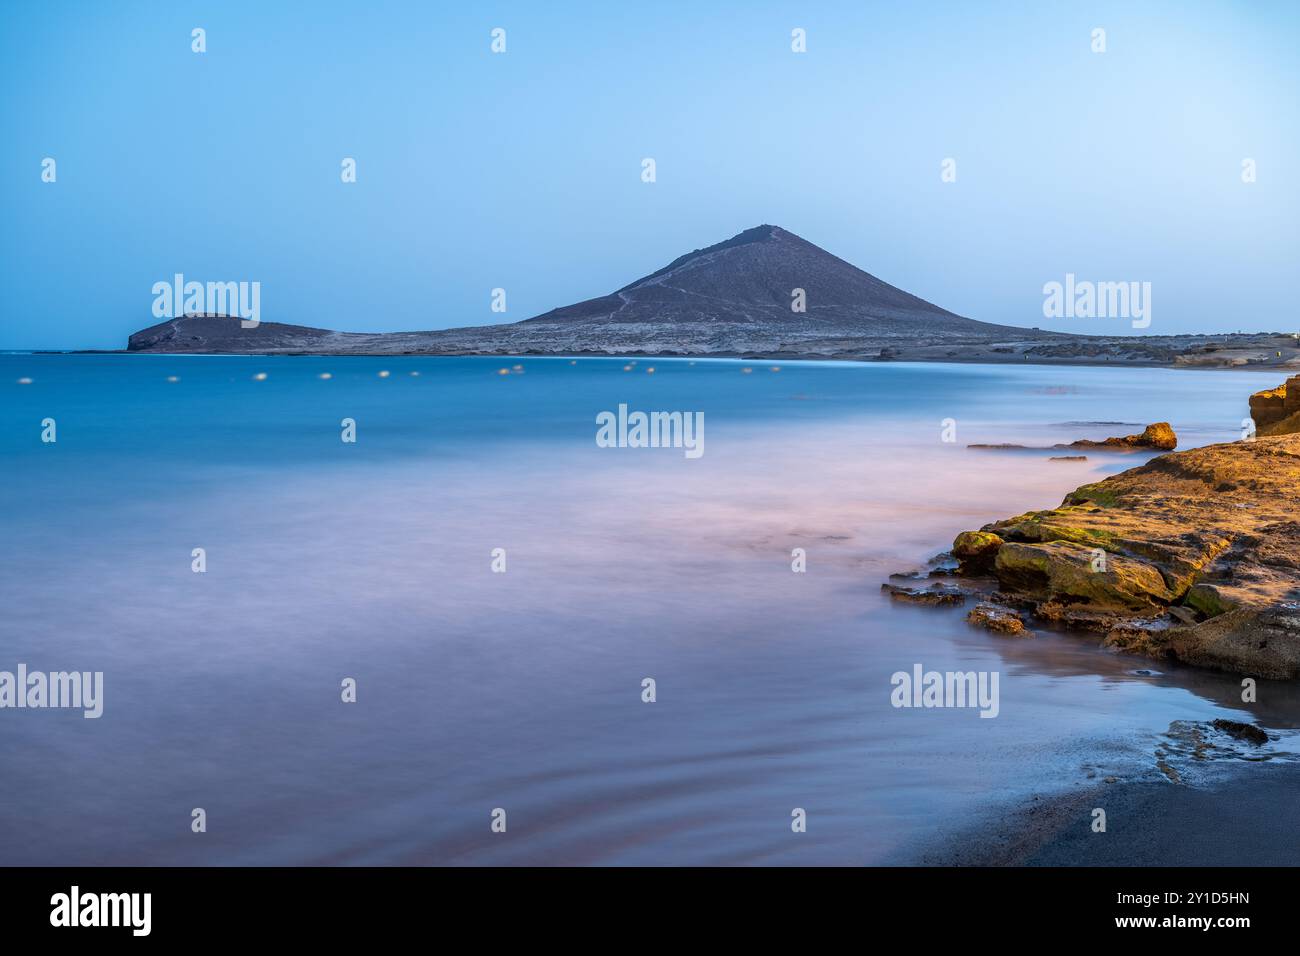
[2,0,1298,349]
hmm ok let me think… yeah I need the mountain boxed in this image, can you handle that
[124,225,1300,367]
[126,224,1031,356]
[521,224,991,332]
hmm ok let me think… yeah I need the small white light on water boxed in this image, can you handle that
[16,377,33,384]
[166,375,180,383]
[378,370,391,378]
[319,372,332,380]
[253,372,268,381]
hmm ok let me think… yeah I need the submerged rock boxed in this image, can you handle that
[1211,718,1269,746]
[967,603,1029,635]
[881,583,966,606]
[946,433,1300,676]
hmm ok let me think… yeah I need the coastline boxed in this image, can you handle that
[21,348,1300,373]
[914,760,1300,866]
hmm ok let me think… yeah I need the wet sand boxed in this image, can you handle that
[921,762,1300,866]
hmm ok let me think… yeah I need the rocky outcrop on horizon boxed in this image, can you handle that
[121,225,1300,369]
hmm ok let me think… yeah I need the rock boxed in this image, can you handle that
[880,583,966,606]
[1067,421,1177,451]
[952,531,1003,570]
[1167,605,1300,679]
[1185,583,1236,618]
[966,602,1029,635]
[1103,620,1174,656]
[955,432,1300,676]
[1250,375,1300,436]
[1138,422,1178,450]
[970,424,1176,454]
[994,540,1174,613]
[1211,719,1268,746]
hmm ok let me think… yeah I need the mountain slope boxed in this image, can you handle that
[523,224,1000,333]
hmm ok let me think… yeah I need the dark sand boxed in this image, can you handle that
[918,762,1300,866]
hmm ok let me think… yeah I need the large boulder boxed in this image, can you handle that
[952,530,1003,570]
[994,541,1173,612]
[1156,606,1300,679]
[1250,375,1300,436]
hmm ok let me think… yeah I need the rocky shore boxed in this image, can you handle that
[900,378,1300,678]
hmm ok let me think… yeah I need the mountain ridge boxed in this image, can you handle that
[123,225,1300,369]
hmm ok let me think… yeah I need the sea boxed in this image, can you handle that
[2,353,1297,864]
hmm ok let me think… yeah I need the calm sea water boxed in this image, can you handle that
[2,354,1296,865]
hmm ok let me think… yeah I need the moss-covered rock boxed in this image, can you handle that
[952,530,1003,569]
[994,540,1173,613]
[1185,583,1237,619]
[892,416,1300,675]
[960,433,1300,674]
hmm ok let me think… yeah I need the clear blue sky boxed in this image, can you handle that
[2,0,1297,349]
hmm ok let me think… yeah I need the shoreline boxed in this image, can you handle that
[11,349,1300,373]
[913,759,1300,866]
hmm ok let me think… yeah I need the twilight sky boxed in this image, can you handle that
[2,0,1297,349]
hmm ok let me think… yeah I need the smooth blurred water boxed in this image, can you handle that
[1,354,1295,865]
